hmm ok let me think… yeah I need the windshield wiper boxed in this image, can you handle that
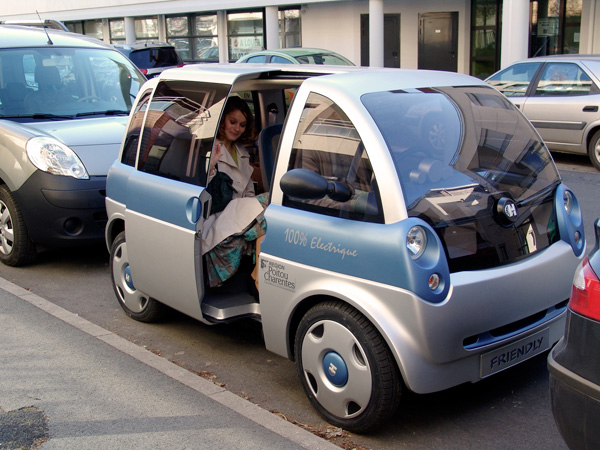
[0,113,75,120]
[75,110,129,117]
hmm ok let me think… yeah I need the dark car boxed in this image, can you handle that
[113,41,184,78]
[548,217,600,449]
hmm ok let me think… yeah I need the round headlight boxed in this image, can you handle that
[407,225,427,259]
[26,136,89,180]
[563,190,573,215]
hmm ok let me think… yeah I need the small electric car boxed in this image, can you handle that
[105,64,585,432]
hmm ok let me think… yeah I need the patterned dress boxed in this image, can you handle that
[204,193,268,287]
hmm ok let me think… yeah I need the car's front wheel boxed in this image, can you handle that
[294,301,401,433]
[588,129,600,171]
[0,184,36,267]
[110,231,166,322]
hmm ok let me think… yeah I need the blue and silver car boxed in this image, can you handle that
[105,64,585,432]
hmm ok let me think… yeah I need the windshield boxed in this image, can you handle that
[0,47,145,118]
[362,86,559,212]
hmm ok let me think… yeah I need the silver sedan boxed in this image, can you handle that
[486,55,600,171]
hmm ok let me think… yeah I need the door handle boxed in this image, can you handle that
[583,105,599,112]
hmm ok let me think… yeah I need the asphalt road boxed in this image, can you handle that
[0,152,597,449]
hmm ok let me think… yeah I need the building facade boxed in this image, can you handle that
[3,0,597,79]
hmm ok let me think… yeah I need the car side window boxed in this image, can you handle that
[487,62,541,97]
[283,92,383,223]
[121,88,153,167]
[535,63,595,96]
[271,56,294,64]
[137,80,230,186]
[246,55,267,63]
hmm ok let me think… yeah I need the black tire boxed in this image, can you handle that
[0,184,37,266]
[110,231,166,323]
[294,300,402,433]
[588,129,600,171]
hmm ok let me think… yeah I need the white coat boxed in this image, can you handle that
[202,141,262,254]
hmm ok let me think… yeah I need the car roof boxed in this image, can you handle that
[0,24,114,50]
[513,54,600,63]
[159,63,486,96]
[250,48,346,57]
[113,41,176,52]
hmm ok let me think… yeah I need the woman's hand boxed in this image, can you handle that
[209,143,223,176]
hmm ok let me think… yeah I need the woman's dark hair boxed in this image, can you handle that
[218,96,256,144]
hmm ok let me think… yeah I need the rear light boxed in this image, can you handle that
[140,68,148,75]
[569,257,600,321]
[177,63,185,68]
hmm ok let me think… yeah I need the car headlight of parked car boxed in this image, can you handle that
[26,136,89,180]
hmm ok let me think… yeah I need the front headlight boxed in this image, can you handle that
[563,190,573,215]
[26,137,89,180]
[407,225,427,259]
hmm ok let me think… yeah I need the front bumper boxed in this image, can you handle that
[12,170,107,248]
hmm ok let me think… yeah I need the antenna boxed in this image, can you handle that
[36,10,53,45]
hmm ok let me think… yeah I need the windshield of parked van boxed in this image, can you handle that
[362,86,559,211]
[0,47,145,118]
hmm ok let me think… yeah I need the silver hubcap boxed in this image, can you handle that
[301,319,372,419]
[112,240,150,313]
[0,200,14,256]
[594,139,600,163]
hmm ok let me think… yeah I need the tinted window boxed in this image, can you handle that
[121,89,153,166]
[486,62,541,97]
[284,92,383,223]
[137,80,230,186]
[129,48,181,69]
[535,62,595,96]
[362,86,559,209]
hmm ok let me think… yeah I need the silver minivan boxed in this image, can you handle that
[0,25,145,266]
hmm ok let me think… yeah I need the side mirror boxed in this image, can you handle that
[280,168,353,202]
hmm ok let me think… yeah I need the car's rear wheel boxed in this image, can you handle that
[0,184,36,267]
[294,300,401,433]
[110,231,166,322]
[588,129,600,171]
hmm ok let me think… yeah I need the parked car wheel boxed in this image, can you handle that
[0,184,36,267]
[294,301,401,433]
[588,129,600,171]
[110,231,166,322]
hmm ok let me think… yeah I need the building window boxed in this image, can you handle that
[166,14,219,63]
[279,8,301,48]
[135,17,159,40]
[65,20,103,40]
[228,11,264,62]
[470,0,501,80]
[110,19,125,43]
[530,0,581,56]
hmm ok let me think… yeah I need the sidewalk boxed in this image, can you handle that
[0,277,338,449]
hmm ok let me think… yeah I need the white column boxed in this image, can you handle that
[102,18,110,44]
[158,15,166,42]
[500,0,530,69]
[265,6,279,49]
[217,11,228,63]
[369,0,384,67]
[124,16,136,44]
